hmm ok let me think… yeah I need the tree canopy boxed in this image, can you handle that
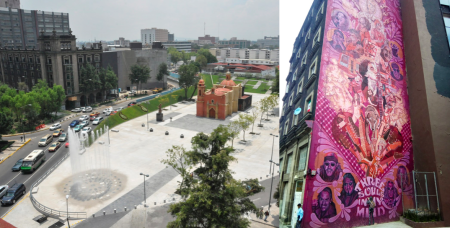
[178,64,198,100]
[129,64,151,93]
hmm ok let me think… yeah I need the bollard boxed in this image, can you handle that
[180,134,184,138]
[134,205,137,209]
[150,128,153,132]
[165,131,169,135]
[103,211,106,216]
[93,214,95,218]
[154,202,156,205]
[124,207,127,211]
[164,200,166,203]
[114,209,116,213]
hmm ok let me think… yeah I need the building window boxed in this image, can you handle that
[64,57,70,65]
[94,55,100,62]
[305,95,313,113]
[36,57,40,64]
[87,56,91,62]
[313,28,322,47]
[78,57,83,63]
[443,15,450,46]
[289,94,294,106]
[296,48,301,58]
[441,0,450,6]
[305,29,311,42]
[293,69,298,81]
[297,79,303,94]
[298,146,308,171]
[28,57,33,63]
[286,153,293,173]
[293,110,299,126]
[15,56,19,62]
[47,58,52,65]
[284,119,290,135]
[282,104,286,116]
[316,2,325,21]
[286,82,290,93]
[309,58,318,78]
[302,51,308,65]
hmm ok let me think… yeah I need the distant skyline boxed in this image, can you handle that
[22,0,279,42]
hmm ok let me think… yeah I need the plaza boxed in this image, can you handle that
[3,93,279,227]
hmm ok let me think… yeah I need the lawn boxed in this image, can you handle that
[244,82,270,94]
[245,80,258,85]
[202,73,268,94]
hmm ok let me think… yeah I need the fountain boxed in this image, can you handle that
[65,126,121,202]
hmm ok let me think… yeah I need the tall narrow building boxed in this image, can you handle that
[280,0,413,227]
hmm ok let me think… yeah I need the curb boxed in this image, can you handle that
[0,139,31,165]
[66,219,84,228]
[1,192,30,219]
[2,128,49,137]
[251,219,278,227]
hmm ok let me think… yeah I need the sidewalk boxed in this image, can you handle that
[0,139,31,164]
[357,221,411,228]
[248,203,279,228]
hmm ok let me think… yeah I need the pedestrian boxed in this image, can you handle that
[296,203,303,228]
[259,207,264,219]
[366,196,375,225]
[20,136,23,142]
[264,209,269,222]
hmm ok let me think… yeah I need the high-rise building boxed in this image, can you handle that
[0,7,71,49]
[280,0,413,227]
[0,0,20,8]
[168,33,174,42]
[140,28,169,46]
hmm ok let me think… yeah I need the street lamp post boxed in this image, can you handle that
[66,195,71,228]
[268,160,279,213]
[19,104,31,141]
[140,173,149,206]
[269,134,278,175]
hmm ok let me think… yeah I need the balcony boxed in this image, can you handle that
[283,173,291,182]
[305,73,317,89]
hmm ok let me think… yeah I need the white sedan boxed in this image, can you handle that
[84,107,93,113]
[93,117,103,125]
[79,115,89,121]
[81,127,92,134]
[71,108,81,113]
[49,123,61,130]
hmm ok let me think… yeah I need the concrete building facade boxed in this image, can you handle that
[256,35,279,49]
[400,0,450,226]
[0,0,19,8]
[140,28,169,46]
[218,38,251,48]
[198,35,217,44]
[114,37,130,47]
[0,7,71,49]
[161,41,191,53]
[168,33,174,42]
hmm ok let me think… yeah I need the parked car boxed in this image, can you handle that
[71,108,81,113]
[0,185,9,199]
[83,107,93,113]
[128,102,137,107]
[74,125,83,132]
[69,120,80,127]
[52,129,64,137]
[49,123,61,130]
[48,142,61,152]
[79,115,89,121]
[58,133,68,142]
[1,183,26,206]
[93,117,104,125]
[11,159,23,172]
[80,120,89,128]
[82,127,92,134]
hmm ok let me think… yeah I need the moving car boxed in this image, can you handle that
[116,107,123,111]
[58,133,68,142]
[128,102,137,107]
[0,185,9,199]
[71,108,81,113]
[65,142,69,148]
[69,120,80,127]
[82,127,92,134]
[103,106,113,114]
[83,107,93,112]
[48,142,61,152]
[52,129,63,137]
[1,183,26,206]
[74,125,83,132]
[105,111,112,116]
[93,117,103,125]
[38,134,53,147]
[80,107,86,112]
[80,120,89,128]
[89,112,100,121]
[11,159,23,172]
[79,115,89,121]
[49,123,61,130]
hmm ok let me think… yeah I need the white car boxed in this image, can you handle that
[80,120,89,128]
[49,123,61,130]
[71,108,81,113]
[0,185,9,199]
[93,117,103,125]
[103,106,113,114]
[81,127,92,134]
[105,111,111,116]
[79,115,89,121]
[83,107,93,113]
[116,107,123,111]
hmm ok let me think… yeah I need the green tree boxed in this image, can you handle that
[197,48,218,63]
[249,104,261,134]
[0,112,13,135]
[129,64,151,95]
[237,113,254,142]
[271,67,280,94]
[17,82,28,92]
[195,54,207,71]
[50,85,66,117]
[227,120,241,148]
[178,64,198,100]
[99,65,118,100]
[79,64,100,105]
[157,63,169,89]
[161,145,193,195]
[166,125,257,228]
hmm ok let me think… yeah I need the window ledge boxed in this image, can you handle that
[306,74,317,89]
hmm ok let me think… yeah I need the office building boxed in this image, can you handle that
[168,33,174,42]
[279,0,413,227]
[0,7,71,49]
[256,35,279,49]
[198,34,217,44]
[114,37,130,47]
[161,41,191,53]
[0,0,19,8]
[141,28,169,46]
[218,37,251,48]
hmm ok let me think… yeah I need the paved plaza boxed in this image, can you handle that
[3,93,280,227]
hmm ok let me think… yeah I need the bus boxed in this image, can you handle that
[21,150,46,173]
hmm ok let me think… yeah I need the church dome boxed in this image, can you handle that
[199,79,205,84]
[220,70,236,86]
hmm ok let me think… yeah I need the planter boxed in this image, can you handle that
[257,124,264,127]
[401,217,445,228]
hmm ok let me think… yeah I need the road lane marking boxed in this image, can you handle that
[23,147,65,184]
[5,173,21,186]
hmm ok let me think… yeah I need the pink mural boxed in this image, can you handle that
[304,0,413,227]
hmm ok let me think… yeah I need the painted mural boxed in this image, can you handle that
[305,0,413,227]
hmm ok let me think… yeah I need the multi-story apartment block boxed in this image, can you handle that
[256,35,279,49]
[161,41,191,53]
[279,0,413,227]
[0,7,71,49]
[0,32,102,109]
[141,28,169,46]
[216,48,279,63]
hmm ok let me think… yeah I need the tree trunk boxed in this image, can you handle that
[189,86,198,100]
[243,130,245,141]
[184,88,188,100]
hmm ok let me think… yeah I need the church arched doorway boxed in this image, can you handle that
[209,108,216,119]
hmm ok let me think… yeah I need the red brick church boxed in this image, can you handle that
[196,71,252,120]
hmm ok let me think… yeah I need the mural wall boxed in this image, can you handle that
[305,0,413,227]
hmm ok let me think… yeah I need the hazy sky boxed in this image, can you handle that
[22,0,279,42]
[280,0,313,106]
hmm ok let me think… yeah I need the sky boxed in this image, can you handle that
[280,0,314,106]
[21,0,279,42]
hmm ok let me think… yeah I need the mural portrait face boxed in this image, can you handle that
[314,187,337,223]
[330,29,346,52]
[383,180,399,208]
[339,173,359,207]
[319,152,343,182]
[332,11,348,30]
[320,189,332,211]
[390,63,404,81]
